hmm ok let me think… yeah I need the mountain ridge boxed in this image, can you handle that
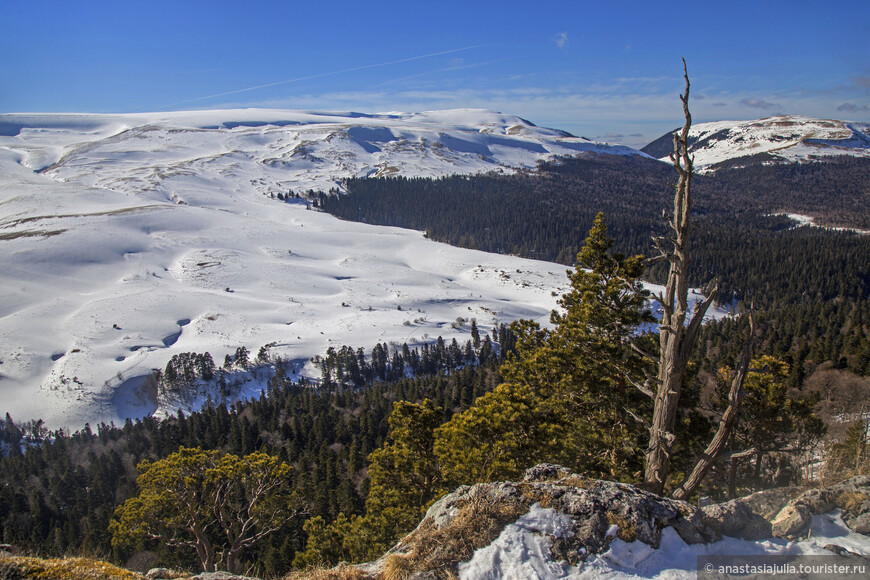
[1,108,644,191]
[2,107,865,430]
[642,115,870,171]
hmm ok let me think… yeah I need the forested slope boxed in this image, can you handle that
[320,154,870,377]
[0,332,513,576]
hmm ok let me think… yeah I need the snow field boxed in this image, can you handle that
[2,109,608,429]
[0,108,722,430]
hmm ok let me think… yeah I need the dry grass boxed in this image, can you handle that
[0,556,145,580]
[517,483,558,509]
[282,563,376,580]
[819,456,870,488]
[606,511,638,542]
[381,554,414,580]
[389,489,529,578]
[837,490,869,514]
[559,475,592,489]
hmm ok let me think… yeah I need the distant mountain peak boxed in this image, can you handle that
[641,115,870,171]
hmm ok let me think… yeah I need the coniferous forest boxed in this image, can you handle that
[321,155,870,376]
[2,153,869,576]
[0,332,513,576]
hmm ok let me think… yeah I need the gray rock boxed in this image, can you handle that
[798,476,870,536]
[738,487,802,519]
[771,503,812,539]
[792,488,836,514]
[843,511,870,535]
[415,465,718,563]
[0,543,18,556]
[146,568,176,580]
[523,463,574,482]
[423,482,523,531]
[699,486,803,540]
[701,498,772,540]
[835,475,870,489]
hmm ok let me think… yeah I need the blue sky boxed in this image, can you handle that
[3,1,869,147]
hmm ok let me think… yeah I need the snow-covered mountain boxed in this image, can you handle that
[3,108,643,194]
[0,108,653,430]
[642,115,870,171]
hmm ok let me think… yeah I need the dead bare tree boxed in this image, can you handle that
[643,60,757,498]
[643,59,719,494]
[671,315,756,500]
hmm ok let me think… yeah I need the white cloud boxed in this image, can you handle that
[554,32,569,51]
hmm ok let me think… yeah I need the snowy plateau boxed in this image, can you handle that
[0,108,655,431]
[648,115,870,171]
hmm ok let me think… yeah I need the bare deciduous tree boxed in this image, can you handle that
[643,60,756,497]
[643,59,718,494]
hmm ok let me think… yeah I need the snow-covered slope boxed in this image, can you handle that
[0,109,653,430]
[642,115,870,171]
[3,108,643,193]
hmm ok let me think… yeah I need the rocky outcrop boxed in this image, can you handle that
[697,474,870,540]
[699,486,800,540]
[362,466,870,578]
[771,475,870,539]
[189,573,262,580]
[144,568,260,580]
[362,464,718,577]
[696,475,870,541]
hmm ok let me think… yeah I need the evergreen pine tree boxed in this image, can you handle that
[435,213,654,485]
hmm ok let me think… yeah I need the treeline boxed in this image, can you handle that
[701,155,870,229]
[321,155,674,266]
[312,320,506,387]
[0,330,515,577]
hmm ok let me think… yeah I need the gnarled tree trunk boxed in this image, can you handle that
[671,315,756,500]
[643,60,718,494]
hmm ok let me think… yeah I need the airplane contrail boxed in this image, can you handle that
[172,44,487,106]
